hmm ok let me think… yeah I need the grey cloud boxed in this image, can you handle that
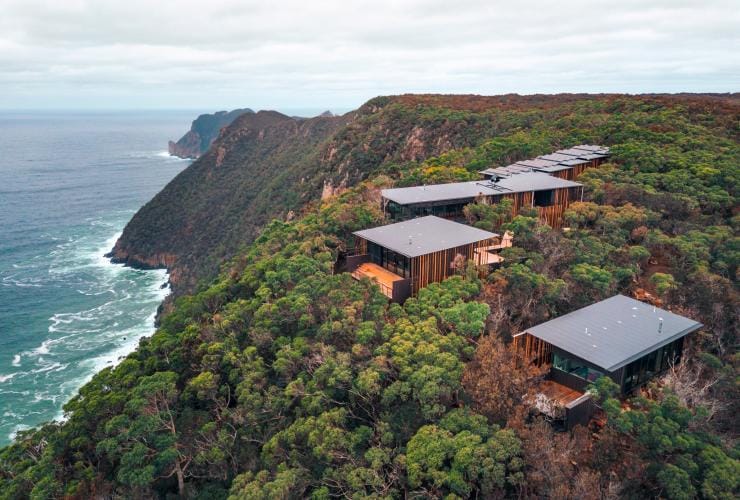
[0,0,737,110]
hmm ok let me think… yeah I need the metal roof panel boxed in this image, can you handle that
[353,216,498,258]
[524,295,702,371]
[381,173,582,205]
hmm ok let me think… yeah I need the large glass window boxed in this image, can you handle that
[367,242,410,278]
[623,337,684,393]
[368,241,383,265]
[534,189,555,207]
[386,201,404,221]
[553,353,604,382]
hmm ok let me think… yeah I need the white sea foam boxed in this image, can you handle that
[0,116,190,445]
[3,218,170,442]
[155,150,190,161]
[31,362,66,374]
[8,424,30,443]
[38,227,170,425]
[31,340,50,355]
[1,274,45,288]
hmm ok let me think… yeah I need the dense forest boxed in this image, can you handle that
[1,94,738,499]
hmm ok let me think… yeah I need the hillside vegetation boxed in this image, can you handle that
[2,94,738,499]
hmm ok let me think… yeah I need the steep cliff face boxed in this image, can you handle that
[168,108,254,158]
[113,110,352,292]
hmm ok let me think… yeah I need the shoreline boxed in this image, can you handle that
[3,230,171,445]
[53,232,172,425]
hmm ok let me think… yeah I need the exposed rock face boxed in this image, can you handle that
[115,110,354,294]
[168,108,254,159]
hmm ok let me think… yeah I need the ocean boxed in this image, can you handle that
[0,111,194,446]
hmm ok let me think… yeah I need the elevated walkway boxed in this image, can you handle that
[474,231,513,266]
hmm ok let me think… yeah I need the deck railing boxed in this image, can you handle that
[351,268,394,298]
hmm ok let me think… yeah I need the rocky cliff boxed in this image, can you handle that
[113,109,353,293]
[168,108,254,158]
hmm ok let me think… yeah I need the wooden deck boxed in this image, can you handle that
[474,231,513,265]
[351,262,404,299]
[528,380,585,421]
[537,380,584,407]
[475,248,505,265]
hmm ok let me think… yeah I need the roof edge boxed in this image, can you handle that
[352,232,415,258]
[604,322,703,372]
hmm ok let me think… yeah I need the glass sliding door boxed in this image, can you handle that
[622,337,685,393]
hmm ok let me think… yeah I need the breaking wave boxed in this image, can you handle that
[0,219,169,443]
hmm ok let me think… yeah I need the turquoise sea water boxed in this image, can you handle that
[0,111,193,445]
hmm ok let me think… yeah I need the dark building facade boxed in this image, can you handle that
[514,295,702,429]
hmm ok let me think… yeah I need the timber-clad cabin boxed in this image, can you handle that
[480,144,610,181]
[348,216,506,302]
[382,172,583,229]
[514,295,702,429]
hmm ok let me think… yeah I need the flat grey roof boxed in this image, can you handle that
[516,158,560,169]
[558,158,591,166]
[538,153,577,162]
[484,145,611,175]
[528,164,572,172]
[480,164,534,177]
[557,147,611,159]
[480,145,612,177]
[382,181,497,205]
[495,172,581,192]
[354,215,498,258]
[382,172,581,205]
[523,295,702,372]
[556,148,593,157]
[572,144,610,154]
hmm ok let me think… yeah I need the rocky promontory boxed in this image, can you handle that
[168,108,254,158]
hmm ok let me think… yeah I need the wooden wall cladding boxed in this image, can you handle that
[410,237,498,293]
[513,332,553,366]
[489,186,583,229]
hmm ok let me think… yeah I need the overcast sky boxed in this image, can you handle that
[1,0,738,112]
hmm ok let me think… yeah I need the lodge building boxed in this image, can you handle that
[514,295,702,429]
[348,215,510,302]
[382,172,583,229]
[480,144,610,181]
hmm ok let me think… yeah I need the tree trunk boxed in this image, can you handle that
[175,460,185,497]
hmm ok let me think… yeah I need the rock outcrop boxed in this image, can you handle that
[168,108,254,158]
